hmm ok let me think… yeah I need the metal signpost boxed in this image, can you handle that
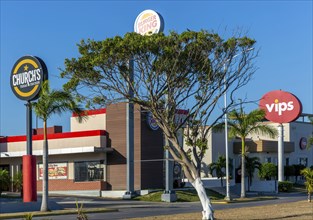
[123,59,136,199]
[10,55,47,202]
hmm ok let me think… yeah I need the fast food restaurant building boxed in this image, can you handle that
[0,103,167,196]
[1,102,312,196]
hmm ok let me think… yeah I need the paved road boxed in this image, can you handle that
[3,192,307,220]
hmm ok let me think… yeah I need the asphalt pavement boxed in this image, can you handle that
[0,191,307,220]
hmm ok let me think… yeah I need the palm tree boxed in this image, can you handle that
[300,168,313,202]
[33,81,85,212]
[245,156,261,191]
[208,155,233,187]
[227,107,277,198]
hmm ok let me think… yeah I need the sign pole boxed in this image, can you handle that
[26,101,32,155]
[11,55,47,203]
[278,124,284,182]
[129,9,164,199]
[123,59,135,199]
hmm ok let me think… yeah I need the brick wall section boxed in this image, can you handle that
[106,103,128,190]
[134,104,142,190]
[106,103,142,190]
[37,179,109,191]
[33,126,62,135]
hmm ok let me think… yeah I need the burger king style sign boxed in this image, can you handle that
[259,90,302,123]
[134,10,164,35]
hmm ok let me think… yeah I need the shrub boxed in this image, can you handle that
[300,168,313,202]
[13,171,23,192]
[24,213,33,220]
[278,181,293,192]
[258,163,277,180]
[0,169,10,196]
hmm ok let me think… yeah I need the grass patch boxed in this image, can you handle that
[233,196,278,202]
[134,188,224,202]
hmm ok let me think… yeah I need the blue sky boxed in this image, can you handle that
[1,0,312,136]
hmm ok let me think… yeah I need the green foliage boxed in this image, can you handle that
[60,29,257,195]
[245,156,261,190]
[134,189,223,202]
[300,168,313,202]
[0,169,10,196]
[208,155,233,187]
[33,81,86,212]
[258,163,277,180]
[227,108,277,141]
[33,81,85,122]
[13,171,23,192]
[278,181,293,192]
[209,155,226,183]
[24,213,33,220]
[224,107,277,197]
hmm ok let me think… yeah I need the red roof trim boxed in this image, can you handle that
[0,130,107,143]
[72,108,106,117]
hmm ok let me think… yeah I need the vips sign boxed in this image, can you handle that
[259,90,302,123]
[11,56,47,101]
[134,9,164,35]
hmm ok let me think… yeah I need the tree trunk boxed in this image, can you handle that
[241,138,246,198]
[191,178,214,220]
[308,192,311,203]
[40,120,49,212]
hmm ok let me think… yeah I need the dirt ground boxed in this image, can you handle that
[130,200,313,220]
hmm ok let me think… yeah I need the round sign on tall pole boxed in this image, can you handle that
[134,10,175,202]
[10,55,48,202]
[123,10,165,200]
[259,90,302,183]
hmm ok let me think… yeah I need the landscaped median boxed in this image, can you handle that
[0,207,118,219]
[133,189,277,204]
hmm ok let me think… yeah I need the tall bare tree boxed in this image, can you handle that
[61,30,257,220]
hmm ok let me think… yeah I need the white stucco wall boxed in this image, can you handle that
[71,114,106,132]
[1,135,106,153]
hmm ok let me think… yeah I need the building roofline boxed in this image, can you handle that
[0,130,107,143]
[72,108,106,117]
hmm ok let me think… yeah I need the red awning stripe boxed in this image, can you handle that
[0,130,107,143]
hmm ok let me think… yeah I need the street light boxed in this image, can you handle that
[224,48,254,201]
